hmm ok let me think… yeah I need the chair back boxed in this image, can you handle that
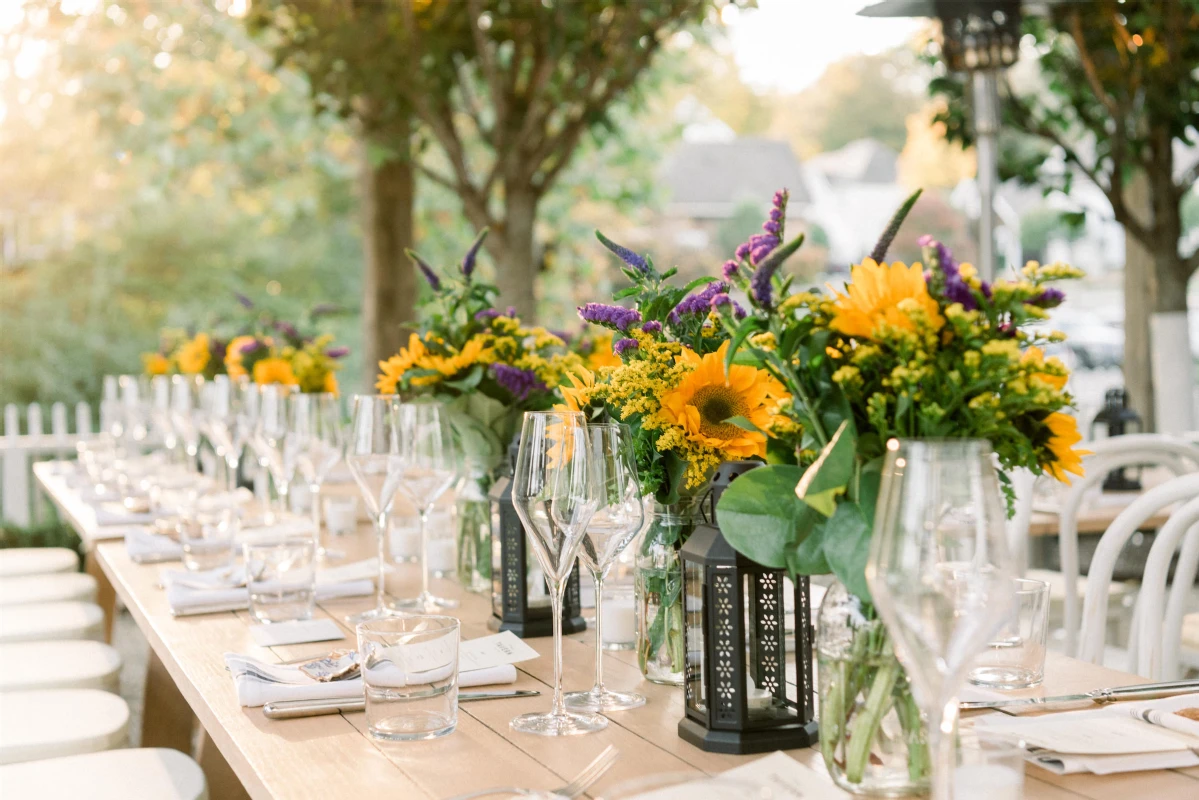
[1132,493,1199,678]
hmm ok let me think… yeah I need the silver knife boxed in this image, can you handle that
[262,690,540,720]
[960,678,1199,710]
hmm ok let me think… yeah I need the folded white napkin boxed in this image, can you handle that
[125,529,183,564]
[163,562,375,616]
[223,652,518,707]
[93,502,156,526]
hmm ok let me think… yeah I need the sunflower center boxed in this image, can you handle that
[691,384,750,440]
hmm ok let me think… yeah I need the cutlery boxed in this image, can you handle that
[960,678,1199,710]
[441,744,618,800]
[262,690,540,719]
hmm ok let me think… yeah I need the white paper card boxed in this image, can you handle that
[249,619,346,648]
[626,753,842,800]
[459,631,539,672]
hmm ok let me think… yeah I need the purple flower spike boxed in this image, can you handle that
[596,231,649,275]
[408,251,442,291]
[1029,287,1064,308]
[578,303,642,332]
[769,208,783,222]
[710,292,731,309]
[273,321,300,340]
[614,338,639,356]
[325,346,350,359]
[235,292,254,309]
[241,340,264,355]
[475,308,501,323]
[763,220,780,235]
[505,306,517,317]
[750,234,780,265]
[461,229,488,278]
[735,242,751,261]
[491,364,546,402]
[722,260,739,281]
[671,281,730,323]
[641,321,662,334]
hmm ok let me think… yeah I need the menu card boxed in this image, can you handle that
[626,752,844,800]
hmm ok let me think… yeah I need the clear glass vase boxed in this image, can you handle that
[817,580,929,796]
[635,498,704,685]
[455,462,492,594]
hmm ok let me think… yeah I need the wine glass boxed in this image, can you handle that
[510,410,606,736]
[254,384,298,520]
[150,375,178,458]
[391,402,459,613]
[118,374,152,452]
[291,392,346,561]
[564,423,646,713]
[202,376,239,492]
[344,395,404,624]
[866,439,1018,800]
[235,379,266,507]
[170,375,204,472]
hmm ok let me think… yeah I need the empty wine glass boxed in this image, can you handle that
[510,410,605,736]
[291,392,345,561]
[344,394,404,624]
[203,376,239,492]
[150,375,178,457]
[255,384,299,520]
[118,374,152,452]
[170,375,204,472]
[866,439,1018,800]
[391,402,459,613]
[235,379,266,507]
[565,422,646,713]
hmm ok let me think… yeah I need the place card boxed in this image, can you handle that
[249,619,346,648]
[626,752,843,800]
[459,631,539,672]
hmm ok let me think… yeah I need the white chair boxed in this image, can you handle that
[0,689,130,765]
[0,601,105,643]
[0,748,207,800]
[0,640,122,693]
[1130,491,1199,679]
[0,548,79,577]
[1054,435,1199,655]
[1076,472,1199,668]
[0,572,97,606]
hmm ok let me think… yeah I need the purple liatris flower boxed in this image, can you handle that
[919,235,980,311]
[613,338,639,356]
[735,242,751,261]
[722,260,739,281]
[491,364,546,402]
[1029,287,1065,308]
[710,292,748,320]
[273,321,299,340]
[641,321,662,334]
[235,292,254,309]
[596,231,649,275]
[577,303,642,332]
[325,346,349,359]
[461,229,488,278]
[408,251,442,291]
[670,281,730,323]
[475,308,501,323]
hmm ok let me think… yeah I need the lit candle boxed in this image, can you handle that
[323,497,358,537]
[427,538,456,574]
[953,764,1022,800]
[390,521,421,561]
[601,594,636,645]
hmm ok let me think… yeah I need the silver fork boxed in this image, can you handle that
[443,745,618,800]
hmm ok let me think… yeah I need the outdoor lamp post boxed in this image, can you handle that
[678,460,818,754]
[860,0,1024,282]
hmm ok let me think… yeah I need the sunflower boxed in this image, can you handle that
[1041,412,1089,484]
[421,337,485,378]
[253,357,298,386]
[323,372,338,395]
[585,333,622,370]
[224,335,258,379]
[830,259,945,340]
[1021,346,1068,391]
[142,352,170,376]
[376,333,429,393]
[659,341,787,460]
[175,333,211,375]
[556,365,595,413]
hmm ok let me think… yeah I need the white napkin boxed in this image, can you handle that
[238,518,317,545]
[125,528,182,564]
[163,562,375,616]
[93,502,155,526]
[224,654,518,707]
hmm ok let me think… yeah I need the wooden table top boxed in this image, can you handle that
[39,463,1199,799]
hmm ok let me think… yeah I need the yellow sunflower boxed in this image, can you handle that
[555,366,595,413]
[175,333,211,375]
[224,335,258,379]
[142,352,170,376]
[659,341,788,460]
[323,372,338,395]
[830,259,945,340]
[1021,346,1068,391]
[421,337,485,378]
[376,333,429,393]
[1041,412,1089,484]
[253,357,298,386]
[585,333,621,370]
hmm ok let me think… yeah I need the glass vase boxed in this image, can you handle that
[455,462,492,594]
[635,498,704,685]
[817,581,930,797]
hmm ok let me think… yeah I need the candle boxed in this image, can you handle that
[323,497,358,537]
[953,764,1022,800]
[427,538,456,574]
[600,595,636,645]
[389,522,421,562]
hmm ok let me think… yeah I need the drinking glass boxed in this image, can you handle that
[866,439,1018,800]
[179,508,239,572]
[565,423,646,713]
[290,392,345,561]
[118,374,152,451]
[510,410,605,736]
[235,379,265,505]
[255,384,298,520]
[150,375,178,457]
[202,376,239,492]
[391,402,459,613]
[244,537,317,624]
[969,577,1050,689]
[170,375,204,472]
[344,394,404,624]
[357,615,460,741]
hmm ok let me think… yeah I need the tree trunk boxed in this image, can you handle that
[1122,170,1156,431]
[490,186,539,320]
[360,137,416,383]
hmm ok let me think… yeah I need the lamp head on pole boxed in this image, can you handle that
[858,0,1023,71]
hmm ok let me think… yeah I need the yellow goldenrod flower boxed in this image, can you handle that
[830,259,945,340]
[1021,346,1068,390]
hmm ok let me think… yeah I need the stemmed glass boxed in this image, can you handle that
[291,392,345,561]
[150,375,178,458]
[118,374,152,452]
[235,380,266,507]
[202,376,239,492]
[564,423,646,712]
[255,384,298,521]
[510,411,606,736]
[344,395,404,624]
[170,375,204,472]
[866,439,1018,800]
[392,402,459,613]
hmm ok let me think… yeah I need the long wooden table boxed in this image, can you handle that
[38,463,1199,799]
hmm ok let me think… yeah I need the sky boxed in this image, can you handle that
[725,0,927,94]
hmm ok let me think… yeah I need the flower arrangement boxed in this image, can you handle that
[142,329,228,380]
[226,329,344,394]
[705,187,1088,791]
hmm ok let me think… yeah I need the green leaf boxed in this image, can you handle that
[789,517,831,575]
[682,276,718,293]
[443,365,483,391]
[612,286,639,300]
[856,457,884,528]
[724,415,762,433]
[822,501,873,600]
[795,420,855,517]
[717,465,806,569]
[724,315,765,375]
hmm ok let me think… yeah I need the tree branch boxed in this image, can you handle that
[466,0,506,150]
[414,163,457,191]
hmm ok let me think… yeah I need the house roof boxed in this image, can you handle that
[806,138,899,185]
[660,138,809,219]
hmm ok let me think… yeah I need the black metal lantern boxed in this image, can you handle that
[488,438,585,637]
[1090,387,1145,491]
[678,461,818,754]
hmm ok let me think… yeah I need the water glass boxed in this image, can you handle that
[953,734,1025,800]
[357,615,461,741]
[323,496,359,537]
[245,538,317,624]
[180,509,239,572]
[600,583,637,651]
[970,577,1050,689]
